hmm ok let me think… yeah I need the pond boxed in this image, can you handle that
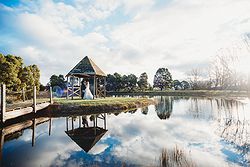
[1,96,249,167]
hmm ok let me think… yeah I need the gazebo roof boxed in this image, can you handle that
[67,56,106,77]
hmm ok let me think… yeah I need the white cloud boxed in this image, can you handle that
[111,0,250,81]
[1,0,250,84]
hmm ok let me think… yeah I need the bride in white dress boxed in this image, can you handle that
[84,81,93,99]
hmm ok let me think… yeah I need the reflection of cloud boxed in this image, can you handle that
[106,98,250,166]
[3,97,250,166]
[89,143,109,155]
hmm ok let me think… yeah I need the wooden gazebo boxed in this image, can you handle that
[66,56,107,99]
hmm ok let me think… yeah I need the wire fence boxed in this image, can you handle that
[5,88,51,104]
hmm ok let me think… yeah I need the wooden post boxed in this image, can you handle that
[66,117,69,131]
[1,84,6,123]
[22,87,25,102]
[33,86,36,113]
[104,113,106,129]
[93,75,96,99]
[71,76,74,100]
[32,118,36,147]
[66,76,69,99]
[94,115,96,135]
[71,117,74,131]
[0,130,4,165]
[49,118,52,136]
[80,78,82,99]
[50,86,53,104]
[104,77,107,98]
[78,116,81,128]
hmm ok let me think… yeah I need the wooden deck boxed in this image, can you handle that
[1,84,53,123]
[1,117,50,136]
[3,102,50,122]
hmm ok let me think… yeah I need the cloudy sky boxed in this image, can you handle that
[1,0,250,84]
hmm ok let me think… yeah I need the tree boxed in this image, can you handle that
[0,54,23,90]
[30,65,40,91]
[49,74,66,89]
[155,96,173,120]
[126,74,137,91]
[106,74,116,91]
[113,72,123,91]
[121,75,128,89]
[153,68,172,90]
[172,80,182,90]
[0,53,41,92]
[138,72,149,91]
[19,66,35,94]
[181,80,190,90]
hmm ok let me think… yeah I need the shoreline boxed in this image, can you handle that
[107,90,250,97]
[38,97,155,117]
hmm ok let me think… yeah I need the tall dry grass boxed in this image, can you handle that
[159,146,196,167]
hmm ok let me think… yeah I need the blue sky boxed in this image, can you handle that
[1,0,250,84]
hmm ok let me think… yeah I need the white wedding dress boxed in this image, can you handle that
[84,82,94,99]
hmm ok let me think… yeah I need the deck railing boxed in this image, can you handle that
[0,84,53,123]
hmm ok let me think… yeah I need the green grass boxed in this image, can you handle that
[44,97,155,115]
[54,97,152,106]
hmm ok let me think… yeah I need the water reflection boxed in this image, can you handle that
[155,96,173,119]
[186,97,250,165]
[0,97,249,166]
[0,117,51,166]
[141,107,149,115]
[65,114,107,153]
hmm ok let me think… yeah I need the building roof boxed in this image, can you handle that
[67,56,106,77]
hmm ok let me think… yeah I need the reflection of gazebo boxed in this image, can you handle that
[66,56,107,99]
[65,114,107,153]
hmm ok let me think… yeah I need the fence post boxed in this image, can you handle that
[22,87,25,102]
[33,86,36,113]
[1,84,6,123]
[50,86,53,104]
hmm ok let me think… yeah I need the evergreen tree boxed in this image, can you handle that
[181,80,190,90]
[0,54,23,90]
[153,68,173,90]
[30,65,40,91]
[138,72,149,91]
[0,53,41,92]
[172,80,182,90]
[127,74,137,91]
[19,66,35,91]
[49,74,66,89]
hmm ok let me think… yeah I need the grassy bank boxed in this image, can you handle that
[108,90,250,97]
[40,97,155,116]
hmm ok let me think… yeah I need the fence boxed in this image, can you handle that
[0,84,53,123]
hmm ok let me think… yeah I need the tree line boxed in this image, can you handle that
[0,53,40,92]
[49,68,190,92]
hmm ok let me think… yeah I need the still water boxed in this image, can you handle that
[1,96,249,167]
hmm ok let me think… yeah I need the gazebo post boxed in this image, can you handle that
[93,75,96,99]
[79,78,82,99]
[104,77,107,98]
[71,76,74,100]
[66,76,69,99]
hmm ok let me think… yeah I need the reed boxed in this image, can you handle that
[159,146,196,167]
